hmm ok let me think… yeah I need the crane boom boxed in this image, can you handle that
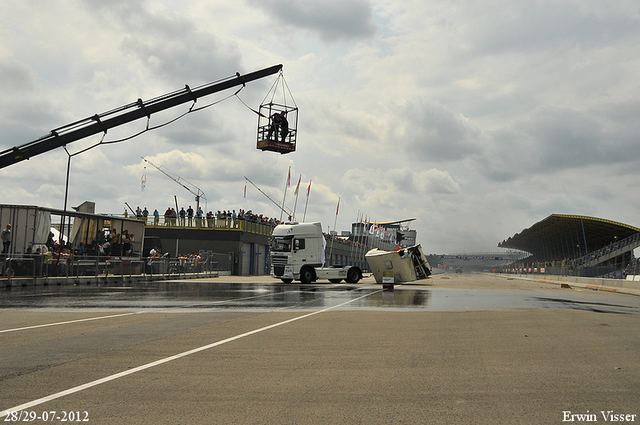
[0,64,283,169]
[142,157,206,210]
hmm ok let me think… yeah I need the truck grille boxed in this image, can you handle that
[271,256,289,277]
[271,255,288,266]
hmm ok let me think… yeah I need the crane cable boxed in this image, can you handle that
[62,86,244,157]
[234,71,297,118]
[61,71,293,157]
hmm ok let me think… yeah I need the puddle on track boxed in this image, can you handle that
[1,281,639,315]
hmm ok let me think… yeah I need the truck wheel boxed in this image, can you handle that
[281,278,293,284]
[346,267,361,283]
[300,267,315,284]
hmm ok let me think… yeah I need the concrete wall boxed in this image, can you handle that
[506,273,640,296]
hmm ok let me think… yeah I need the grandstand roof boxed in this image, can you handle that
[498,214,640,261]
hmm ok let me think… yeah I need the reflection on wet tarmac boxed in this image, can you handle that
[532,297,638,315]
[1,281,639,315]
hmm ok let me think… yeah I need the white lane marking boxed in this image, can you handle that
[0,291,289,334]
[0,312,142,334]
[0,290,380,417]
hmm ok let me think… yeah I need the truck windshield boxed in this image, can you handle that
[270,236,293,252]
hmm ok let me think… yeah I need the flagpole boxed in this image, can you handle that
[349,211,361,266]
[327,197,340,265]
[280,166,291,222]
[292,174,302,222]
[362,214,367,270]
[302,180,311,222]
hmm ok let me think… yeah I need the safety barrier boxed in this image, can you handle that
[1,254,222,287]
[494,272,640,296]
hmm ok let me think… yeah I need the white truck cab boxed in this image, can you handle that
[270,222,362,284]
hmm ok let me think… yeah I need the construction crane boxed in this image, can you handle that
[142,157,206,212]
[0,64,283,169]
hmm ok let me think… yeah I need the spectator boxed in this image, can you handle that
[187,205,194,227]
[206,211,214,228]
[196,207,203,227]
[1,223,11,254]
[179,207,186,227]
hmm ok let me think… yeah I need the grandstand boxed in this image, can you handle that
[498,214,640,278]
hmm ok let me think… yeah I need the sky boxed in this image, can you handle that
[1,0,639,254]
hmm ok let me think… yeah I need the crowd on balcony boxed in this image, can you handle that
[123,205,282,228]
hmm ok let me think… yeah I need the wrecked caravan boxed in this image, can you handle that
[365,245,432,284]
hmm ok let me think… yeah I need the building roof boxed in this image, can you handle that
[498,214,640,261]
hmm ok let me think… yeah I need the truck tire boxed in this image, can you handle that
[346,267,361,283]
[300,267,315,284]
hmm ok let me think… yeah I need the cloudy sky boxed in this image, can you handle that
[1,0,639,254]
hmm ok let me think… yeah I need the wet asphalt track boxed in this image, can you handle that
[1,273,639,424]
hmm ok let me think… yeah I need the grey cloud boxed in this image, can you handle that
[81,0,242,82]
[465,2,640,56]
[478,104,640,182]
[400,99,482,162]
[0,60,36,93]
[0,100,62,151]
[387,168,417,193]
[594,100,640,158]
[322,109,379,141]
[121,33,242,83]
[422,169,461,195]
[246,0,377,42]
[517,107,603,166]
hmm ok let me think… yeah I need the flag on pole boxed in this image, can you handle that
[294,175,301,196]
[303,180,311,222]
[141,166,146,191]
[287,168,291,187]
[336,198,340,215]
[244,184,247,198]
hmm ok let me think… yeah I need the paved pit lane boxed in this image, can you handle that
[1,275,638,316]
[1,273,639,424]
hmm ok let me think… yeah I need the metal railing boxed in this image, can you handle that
[574,233,640,267]
[1,251,229,285]
[127,216,275,236]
